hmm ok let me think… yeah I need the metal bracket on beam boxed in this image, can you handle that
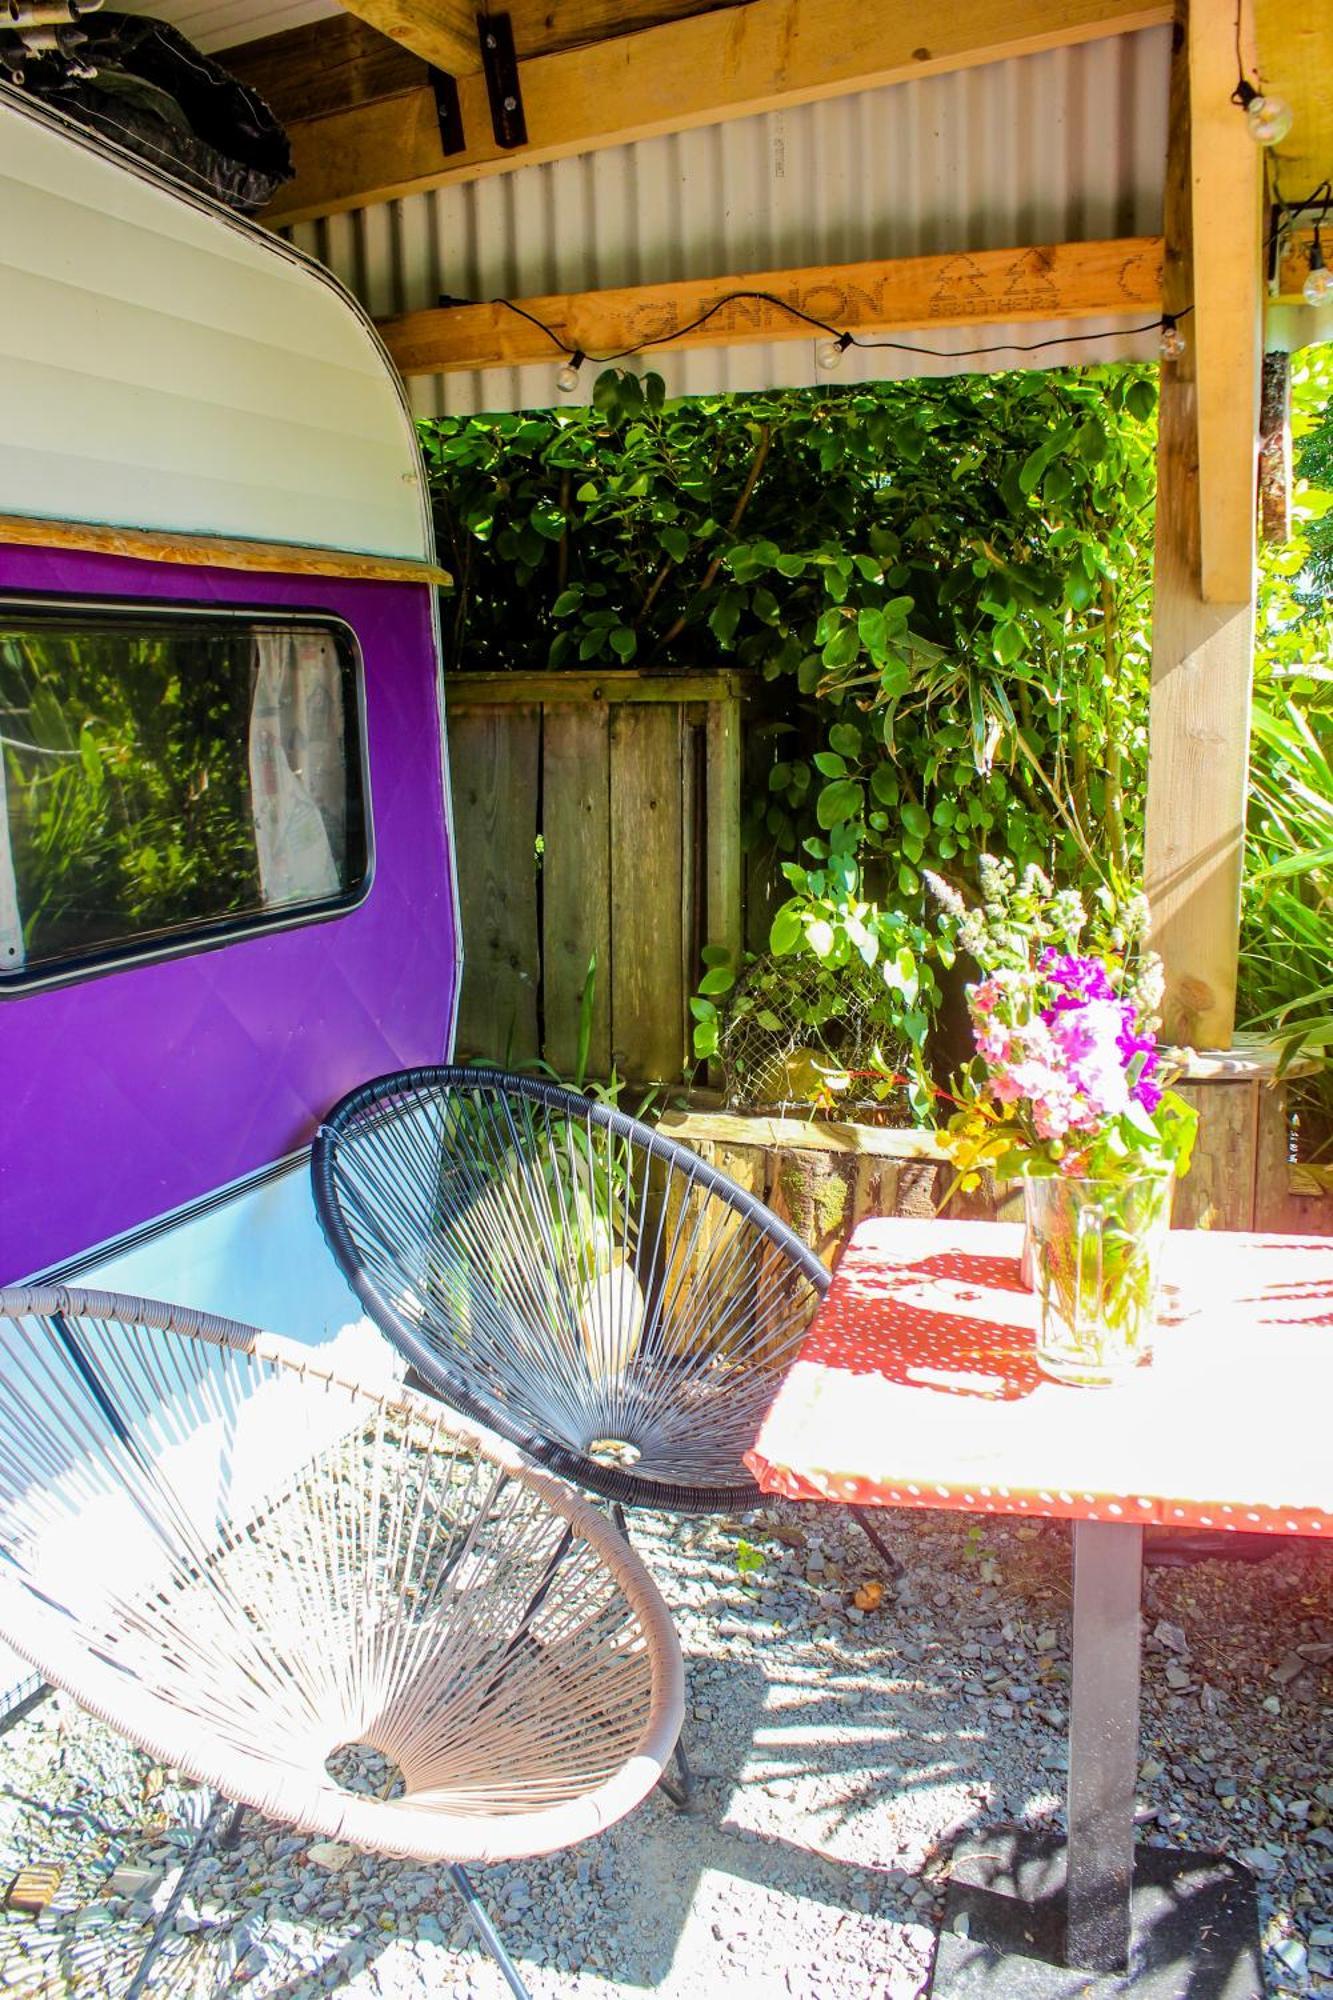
[429,67,466,155]
[478,11,526,149]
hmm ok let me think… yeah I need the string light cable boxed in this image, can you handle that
[437,288,1196,390]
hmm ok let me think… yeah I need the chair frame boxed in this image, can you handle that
[313,1064,833,1515]
[0,1282,686,2000]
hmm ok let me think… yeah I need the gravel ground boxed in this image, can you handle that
[0,1506,1328,1999]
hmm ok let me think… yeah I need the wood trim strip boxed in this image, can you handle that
[445,669,750,706]
[0,515,451,588]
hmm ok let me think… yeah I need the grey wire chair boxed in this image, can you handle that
[312,1065,835,1516]
[0,1284,684,2000]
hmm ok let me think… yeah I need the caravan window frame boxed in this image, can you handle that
[0,595,375,996]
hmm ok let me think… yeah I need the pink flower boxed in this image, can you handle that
[1046,1000,1132,1119]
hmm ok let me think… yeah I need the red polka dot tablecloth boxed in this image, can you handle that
[745,1218,1333,1536]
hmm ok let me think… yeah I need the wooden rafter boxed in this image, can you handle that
[376,238,1165,376]
[257,0,1174,224]
[333,1,478,74]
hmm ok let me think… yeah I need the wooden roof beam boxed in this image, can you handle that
[332,1,479,74]
[376,237,1165,376]
[261,0,1174,225]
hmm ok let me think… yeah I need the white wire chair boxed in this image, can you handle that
[0,1284,684,1999]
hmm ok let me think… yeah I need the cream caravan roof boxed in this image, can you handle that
[0,87,431,562]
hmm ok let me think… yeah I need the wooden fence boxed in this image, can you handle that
[445,669,746,1083]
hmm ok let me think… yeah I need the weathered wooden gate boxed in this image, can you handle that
[445,669,745,1084]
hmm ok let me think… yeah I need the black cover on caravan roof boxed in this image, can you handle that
[6,11,292,214]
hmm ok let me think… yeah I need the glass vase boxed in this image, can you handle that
[1024,1169,1174,1387]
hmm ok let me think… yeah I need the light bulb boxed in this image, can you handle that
[555,349,585,394]
[1233,80,1293,146]
[1246,92,1293,144]
[816,334,850,372]
[1304,247,1333,307]
[1159,317,1187,360]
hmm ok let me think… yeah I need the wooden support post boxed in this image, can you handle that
[1143,3,1262,1051]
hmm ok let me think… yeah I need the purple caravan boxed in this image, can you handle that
[0,90,460,1329]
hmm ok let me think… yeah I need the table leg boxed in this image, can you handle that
[1066,1519,1142,1972]
[930,1514,1264,1998]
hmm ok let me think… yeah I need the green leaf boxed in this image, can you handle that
[698,966,735,995]
[1125,377,1157,423]
[709,590,743,646]
[807,917,835,958]
[1043,463,1075,506]
[659,524,690,561]
[769,905,804,955]
[992,622,1026,666]
[816,779,864,829]
[900,800,930,839]
[1076,416,1107,464]
[870,764,900,807]
[529,504,567,541]
[609,627,637,660]
[812,751,848,779]
[1018,445,1049,496]
[857,606,887,658]
[821,622,861,670]
[551,588,583,616]
[828,721,863,759]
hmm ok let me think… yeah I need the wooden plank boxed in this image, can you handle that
[610,704,685,1082]
[704,694,744,968]
[227,4,738,120]
[261,0,1173,222]
[1171,1080,1258,1229]
[1253,0,1333,196]
[227,15,422,123]
[333,0,478,73]
[379,238,1165,375]
[542,703,612,1078]
[0,514,450,586]
[447,703,541,1064]
[445,668,747,707]
[1189,0,1264,604]
[1143,20,1254,1050]
[658,1109,949,1159]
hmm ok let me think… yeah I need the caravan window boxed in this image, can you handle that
[0,602,370,988]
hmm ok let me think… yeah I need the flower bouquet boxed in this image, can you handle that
[927,859,1197,1386]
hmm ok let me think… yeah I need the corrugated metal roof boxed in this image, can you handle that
[287,25,1172,416]
[117,0,341,53]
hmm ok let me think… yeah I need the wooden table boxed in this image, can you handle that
[745,1217,1333,1998]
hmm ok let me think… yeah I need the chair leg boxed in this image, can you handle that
[848,1505,904,1580]
[124,1795,231,2000]
[219,1802,249,1850]
[605,1502,698,1814]
[449,1864,533,2000]
[656,1736,696,1812]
